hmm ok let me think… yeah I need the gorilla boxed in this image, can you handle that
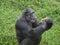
[15,8,53,45]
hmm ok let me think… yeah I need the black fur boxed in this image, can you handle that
[15,8,53,45]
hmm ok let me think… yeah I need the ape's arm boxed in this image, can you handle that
[32,18,53,29]
[33,18,53,37]
[16,18,53,38]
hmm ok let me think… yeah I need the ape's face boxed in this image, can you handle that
[25,12,36,23]
[24,8,37,23]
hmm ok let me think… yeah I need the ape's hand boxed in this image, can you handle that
[41,17,48,22]
[41,17,53,30]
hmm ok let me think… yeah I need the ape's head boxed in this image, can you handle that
[23,8,37,23]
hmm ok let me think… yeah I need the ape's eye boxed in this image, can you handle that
[26,13,30,16]
[27,13,29,14]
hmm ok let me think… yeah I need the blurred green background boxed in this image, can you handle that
[0,0,60,45]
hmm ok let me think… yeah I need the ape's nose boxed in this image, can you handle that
[32,17,35,20]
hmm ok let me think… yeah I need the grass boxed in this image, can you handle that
[0,0,60,45]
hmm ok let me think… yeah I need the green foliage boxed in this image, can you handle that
[0,0,60,45]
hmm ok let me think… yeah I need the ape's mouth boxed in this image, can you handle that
[31,18,35,22]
